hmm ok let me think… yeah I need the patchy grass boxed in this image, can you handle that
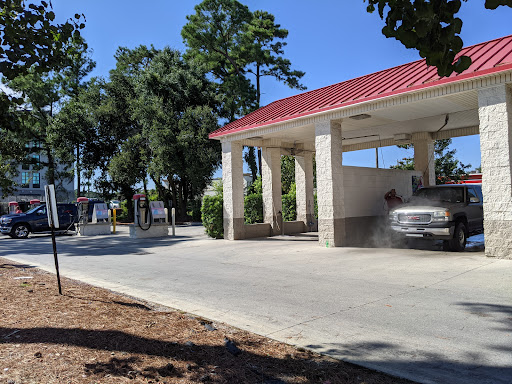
[0,257,415,384]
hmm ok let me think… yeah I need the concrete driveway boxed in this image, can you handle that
[1,226,511,384]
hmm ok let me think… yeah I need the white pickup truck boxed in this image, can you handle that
[389,184,483,251]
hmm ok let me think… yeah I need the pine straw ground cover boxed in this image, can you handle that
[0,257,415,384]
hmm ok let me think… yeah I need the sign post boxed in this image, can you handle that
[45,185,62,295]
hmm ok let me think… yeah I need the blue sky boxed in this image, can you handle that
[51,1,512,177]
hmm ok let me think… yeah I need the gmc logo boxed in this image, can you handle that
[407,216,421,220]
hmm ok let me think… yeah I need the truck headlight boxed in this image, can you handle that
[389,212,398,222]
[1,218,12,224]
[432,210,450,221]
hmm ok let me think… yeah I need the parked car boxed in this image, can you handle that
[0,203,78,239]
[389,184,484,251]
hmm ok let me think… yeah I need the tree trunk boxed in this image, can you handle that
[181,182,189,222]
[76,145,81,198]
[143,179,148,198]
[177,181,184,221]
[169,178,178,212]
[183,181,189,214]
[256,64,262,177]
[257,147,262,177]
[245,146,258,181]
[46,148,56,185]
[123,187,134,223]
[150,174,166,204]
[256,63,261,108]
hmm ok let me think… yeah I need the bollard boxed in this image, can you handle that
[112,208,117,234]
[171,207,176,236]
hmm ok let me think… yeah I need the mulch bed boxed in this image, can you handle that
[0,257,415,384]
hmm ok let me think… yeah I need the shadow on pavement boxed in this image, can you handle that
[0,233,205,258]
[311,340,512,384]
[456,302,512,333]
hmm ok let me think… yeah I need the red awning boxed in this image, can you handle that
[210,35,512,139]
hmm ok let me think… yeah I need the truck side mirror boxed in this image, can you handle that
[469,196,480,203]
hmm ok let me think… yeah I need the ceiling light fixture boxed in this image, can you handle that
[349,113,371,120]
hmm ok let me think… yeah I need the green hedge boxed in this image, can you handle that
[314,192,318,219]
[201,195,223,239]
[282,192,296,222]
[201,180,315,239]
[244,193,263,224]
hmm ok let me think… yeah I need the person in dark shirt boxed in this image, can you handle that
[384,189,403,211]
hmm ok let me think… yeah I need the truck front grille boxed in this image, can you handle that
[398,213,432,224]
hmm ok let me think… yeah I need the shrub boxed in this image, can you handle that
[282,194,296,222]
[201,195,223,239]
[246,176,262,195]
[211,180,223,196]
[282,182,296,222]
[116,200,130,223]
[244,193,263,224]
[314,192,318,219]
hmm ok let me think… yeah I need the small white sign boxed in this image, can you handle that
[44,184,60,229]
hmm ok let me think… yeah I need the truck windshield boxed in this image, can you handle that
[413,187,465,203]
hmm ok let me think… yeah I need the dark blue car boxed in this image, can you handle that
[0,203,78,238]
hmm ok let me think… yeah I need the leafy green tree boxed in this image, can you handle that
[47,37,96,198]
[89,46,159,204]
[181,0,255,121]
[5,69,67,190]
[434,139,471,183]
[365,0,512,77]
[0,0,84,194]
[0,0,84,80]
[281,155,295,194]
[49,81,96,198]
[244,10,306,107]
[391,139,471,184]
[182,0,306,178]
[134,47,221,220]
[244,147,258,181]
[108,134,149,221]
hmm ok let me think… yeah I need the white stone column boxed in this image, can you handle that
[315,120,345,247]
[413,132,435,187]
[262,146,282,236]
[222,141,244,240]
[295,152,314,231]
[478,84,512,259]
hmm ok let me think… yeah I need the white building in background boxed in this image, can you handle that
[0,141,74,214]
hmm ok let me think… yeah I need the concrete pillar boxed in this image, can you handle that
[295,152,315,231]
[315,120,345,247]
[413,132,435,187]
[262,146,282,236]
[478,84,512,259]
[222,141,244,240]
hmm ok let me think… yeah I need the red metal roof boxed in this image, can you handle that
[210,35,512,139]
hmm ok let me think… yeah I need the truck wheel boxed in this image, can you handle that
[448,222,467,252]
[11,223,30,239]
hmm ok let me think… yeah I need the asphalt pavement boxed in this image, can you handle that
[1,225,510,384]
